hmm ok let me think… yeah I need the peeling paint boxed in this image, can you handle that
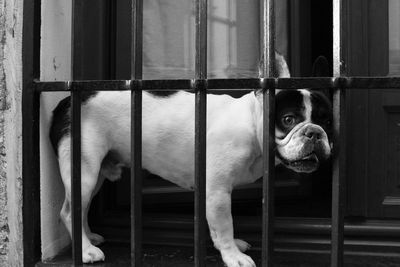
[0,0,9,265]
[1,0,24,266]
[53,57,61,72]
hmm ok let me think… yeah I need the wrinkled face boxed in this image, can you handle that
[275,89,332,173]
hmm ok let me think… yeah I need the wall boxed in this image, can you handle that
[0,0,24,266]
[40,0,71,261]
[0,0,9,264]
[0,0,72,264]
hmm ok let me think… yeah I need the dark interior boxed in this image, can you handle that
[84,0,334,245]
[58,0,363,265]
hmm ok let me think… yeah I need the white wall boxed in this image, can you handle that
[40,0,71,260]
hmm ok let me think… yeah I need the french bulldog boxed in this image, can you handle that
[50,53,332,266]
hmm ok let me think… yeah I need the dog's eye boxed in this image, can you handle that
[282,115,296,127]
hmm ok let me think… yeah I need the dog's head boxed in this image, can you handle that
[275,89,332,173]
[269,54,332,173]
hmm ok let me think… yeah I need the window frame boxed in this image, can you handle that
[20,0,381,266]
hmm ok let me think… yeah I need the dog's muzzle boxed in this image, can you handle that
[276,123,331,173]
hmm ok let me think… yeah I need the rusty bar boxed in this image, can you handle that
[194,0,207,266]
[261,0,276,266]
[131,0,143,266]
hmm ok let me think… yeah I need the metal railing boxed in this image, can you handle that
[23,0,397,266]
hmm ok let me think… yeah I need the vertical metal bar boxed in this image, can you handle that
[262,82,275,267]
[71,0,83,265]
[130,80,142,267]
[331,85,346,267]
[131,0,143,266]
[22,0,42,265]
[132,0,143,78]
[71,0,84,80]
[261,0,276,266]
[195,0,207,79]
[333,0,347,77]
[106,0,117,79]
[332,0,347,266]
[261,0,276,78]
[70,84,83,266]
[194,0,207,266]
[194,79,207,267]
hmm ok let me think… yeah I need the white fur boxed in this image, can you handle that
[300,89,312,122]
[58,91,264,266]
[55,54,329,266]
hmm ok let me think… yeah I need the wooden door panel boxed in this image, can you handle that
[368,90,400,218]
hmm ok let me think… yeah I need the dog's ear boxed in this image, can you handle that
[312,56,330,77]
[275,52,291,78]
[310,56,331,98]
[255,52,289,98]
[274,52,290,95]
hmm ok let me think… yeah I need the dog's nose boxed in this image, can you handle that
[304,128,321,140]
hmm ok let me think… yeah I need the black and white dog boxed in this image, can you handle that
[50,54,332,266]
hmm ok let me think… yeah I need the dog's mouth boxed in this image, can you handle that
[278,152,320,173]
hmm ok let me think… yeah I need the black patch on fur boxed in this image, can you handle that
[147,90,180,97]
[275,90,305,134]
[310,90,333,138]
[49,91,98,156]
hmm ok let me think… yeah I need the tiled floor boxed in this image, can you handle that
[37,244,225,267]
[37,243,400,267]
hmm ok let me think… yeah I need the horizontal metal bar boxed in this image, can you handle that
[35,80,129,92]
[34,77,400,92]
[207,78,262,89]
[142,79,193,90]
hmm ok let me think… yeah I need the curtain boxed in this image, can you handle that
[389,0,400,75]
[142,0,288,79]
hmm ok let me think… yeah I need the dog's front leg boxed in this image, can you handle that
[207,189,256,267]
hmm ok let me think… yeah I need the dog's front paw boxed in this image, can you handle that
[234,239,251,252]
[82,244,105,263]
[221,249,256,267]
[88,232,105,246]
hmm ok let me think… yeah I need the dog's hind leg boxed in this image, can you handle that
[58,137,107,263]
[84,174,106,246]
